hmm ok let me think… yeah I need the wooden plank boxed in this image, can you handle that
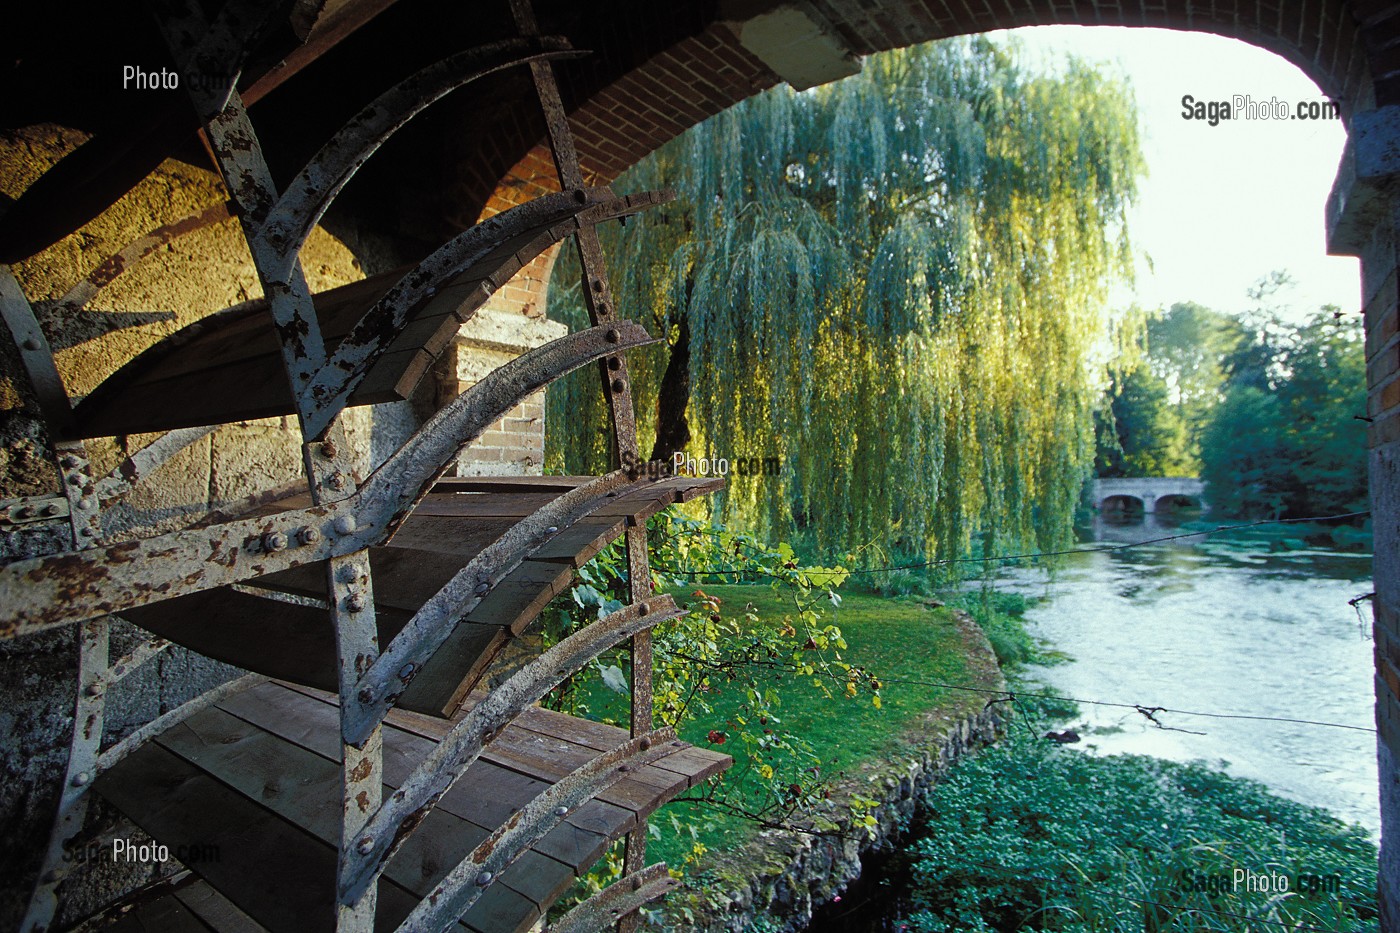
[95,742,429,932]
[400,622,506,717]
[172,881,268,933]
[155,708,569,916]
[385,515,514,558]
[432,476,592,493]
[410,493,563,518]
[351,346,433,404]
[513,705,731,788]
[528,516,627,567]
[265,682,643,865]
[466,560,574,633]
[217,684,596,894]
[119,894,211,933]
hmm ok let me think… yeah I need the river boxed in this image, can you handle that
[805,514,1377,932]
[1003,514,1378,835]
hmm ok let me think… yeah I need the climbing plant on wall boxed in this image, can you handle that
[546,35,1144,567]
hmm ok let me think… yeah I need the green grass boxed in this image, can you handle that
[574,584,975,867]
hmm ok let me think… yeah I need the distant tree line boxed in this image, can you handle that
[1095,273,1368,519]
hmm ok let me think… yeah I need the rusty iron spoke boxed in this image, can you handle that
[338,597,684,906]
[94,673,268,776]
[0,324,657,637]
[546,863,678,933]
[396,728,678,933]
[329,550,382,933]
[264,37,581,269]
[20,619,109,933]
[299,189,655,438]
[346,469,636,744]
[356,322,657,530]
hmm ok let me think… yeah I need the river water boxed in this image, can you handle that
[805,515,1377,932]
[999,515,1378,835]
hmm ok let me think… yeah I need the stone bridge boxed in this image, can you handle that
[1091,477,1207,514]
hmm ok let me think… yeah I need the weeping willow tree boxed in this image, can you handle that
[546,36,1143,567]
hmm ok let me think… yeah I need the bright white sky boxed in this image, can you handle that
[987,25,1359,324]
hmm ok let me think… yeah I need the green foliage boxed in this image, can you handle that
[1095,363,1189,478]
[546,35,1143,567]
[943,588,1044,669]
[900,733,1379,932]
[542,511,866,842]
[1200,310,1368,519]
[1094,301,1247,478]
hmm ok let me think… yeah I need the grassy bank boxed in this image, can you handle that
[577,584,978,867]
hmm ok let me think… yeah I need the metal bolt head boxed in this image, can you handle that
[637,603,650,616]
[611,379,625,394]
[263,532,288,552]
[320,440,338,460]
[71,771,91,787]
[15,506,33,519]
[573,188,588,204]
[22,336,42,351]
[592,278,604,293]
[474,582,490,596]
[78,498,95,511]
[356,837,374,855]
[605,328,620,343]
[553,806,569,817]
[639,737,651,750]
[42,503,60,516]
[346,594,367,613]
[476,871,494,886]
[334,515,357,535]
[327,472,348,491]
[425,285,437,297]
[60,455,80,470]
[67,474,83,486]
[85,682,104,697]
[546,526,559,534]
[298,526,321,545]
[607,356,621,371]
[398,663,416,679]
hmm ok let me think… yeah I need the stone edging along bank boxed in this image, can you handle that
[653,608,1008,932]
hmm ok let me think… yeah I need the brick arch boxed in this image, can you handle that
[478,0,1382,318]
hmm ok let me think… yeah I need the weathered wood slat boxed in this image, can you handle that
[226,682,622,873]
[156,707,570,915]
[528,516,628,566]
[171,881,267,933]
[95,744,451,933]
[94,680,725,932]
